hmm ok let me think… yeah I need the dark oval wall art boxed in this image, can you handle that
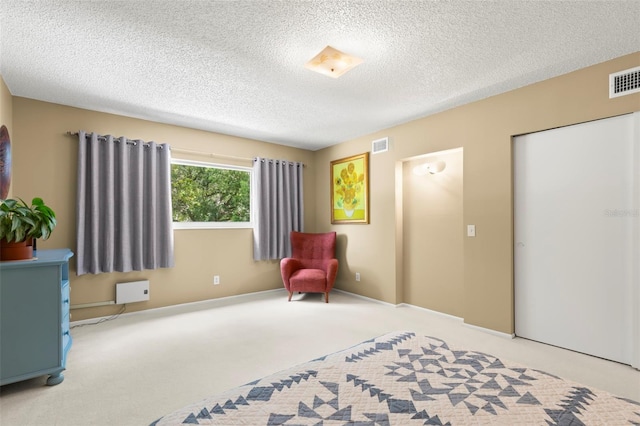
[0,125,11,199]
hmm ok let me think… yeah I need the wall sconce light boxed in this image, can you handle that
[413,160,446,176]
[304,45,363,78]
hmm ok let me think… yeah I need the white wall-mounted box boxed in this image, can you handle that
[116,280,150,304]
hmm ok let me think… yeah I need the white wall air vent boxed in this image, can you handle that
[609,66,640,98]
[372,137,389,154]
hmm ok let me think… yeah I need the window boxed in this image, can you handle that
[171,159,252,229]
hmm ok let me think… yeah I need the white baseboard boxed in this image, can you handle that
[71,287,515,340]
[344,296,516,339]
[332,290,464,322]
[463,322,515,339]
[70,288,284,327]
[392,301,515,339]
[332,288,397,307]
[396,302,464,322]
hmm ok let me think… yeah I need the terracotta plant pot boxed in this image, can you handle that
[0,239,33,261]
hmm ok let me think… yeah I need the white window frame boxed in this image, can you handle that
[171,158,254,230]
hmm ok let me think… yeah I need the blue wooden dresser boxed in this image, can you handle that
[0,249,74,386]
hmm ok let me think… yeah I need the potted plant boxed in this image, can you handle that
[27,197,57,242]
[0,197,57,260]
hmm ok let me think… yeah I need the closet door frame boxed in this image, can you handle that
[513,112,638,368]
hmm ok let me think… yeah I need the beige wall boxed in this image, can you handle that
[0,75,13,198]
[11,98,316,321]
[403,149,463,317]
[7,52,639,330]
[320,52,640,334]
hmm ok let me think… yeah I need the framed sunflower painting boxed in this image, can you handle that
[330,152,369,224]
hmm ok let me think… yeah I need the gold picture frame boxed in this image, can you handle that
[331,152,369,224]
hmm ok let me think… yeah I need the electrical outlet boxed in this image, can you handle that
[213,275,220,285]
[355,272,361,282]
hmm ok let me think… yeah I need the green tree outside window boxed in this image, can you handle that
[171,161,251,224]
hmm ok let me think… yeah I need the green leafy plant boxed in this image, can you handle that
[0,197,57,242]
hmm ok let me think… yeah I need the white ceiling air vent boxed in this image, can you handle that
[609,66,640,98]
[372,137,389,154]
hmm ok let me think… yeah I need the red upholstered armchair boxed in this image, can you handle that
[280,231,338,303]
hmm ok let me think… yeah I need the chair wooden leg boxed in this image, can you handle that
[325,292,329,303]
[288,291,293,302]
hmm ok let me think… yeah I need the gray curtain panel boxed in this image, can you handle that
[76,131,174,275]
[253,157,304,260]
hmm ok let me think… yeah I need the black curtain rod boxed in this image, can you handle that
[254,158,305,167]
[66,131,164,148]
[68,132,304,165]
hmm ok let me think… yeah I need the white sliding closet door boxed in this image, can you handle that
[514,113,639,366]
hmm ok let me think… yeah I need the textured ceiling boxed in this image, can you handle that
[1,1,639,150]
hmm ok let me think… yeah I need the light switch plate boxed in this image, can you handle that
[467,225,476,237]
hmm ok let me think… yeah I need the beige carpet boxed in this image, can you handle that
[1,290,638,426]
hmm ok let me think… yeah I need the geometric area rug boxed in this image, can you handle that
[152,331,640,425]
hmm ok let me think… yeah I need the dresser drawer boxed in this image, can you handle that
[61,281,71,364]
[62,314,71,351]
[61,282,70,314]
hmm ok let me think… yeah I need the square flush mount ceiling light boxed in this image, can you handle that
[304,45,363,78]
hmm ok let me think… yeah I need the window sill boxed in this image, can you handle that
[173,222,253,230]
